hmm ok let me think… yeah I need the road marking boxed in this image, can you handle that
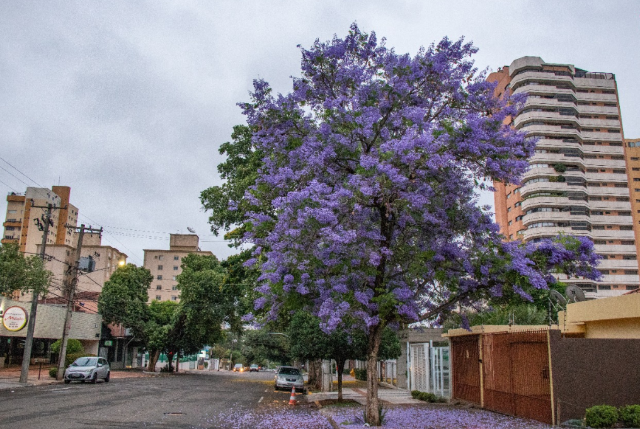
[258,396,263,403]
[50,387,72,392]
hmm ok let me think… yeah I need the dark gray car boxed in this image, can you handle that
[64,357,110,384]
[274,366,304,392]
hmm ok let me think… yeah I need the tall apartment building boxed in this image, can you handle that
[143,234,214,302]
[624,138,640,262]
[490,57,639,299]
[2,186,126,302]
[2,186,79,256]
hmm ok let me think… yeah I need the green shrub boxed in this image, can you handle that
[411,390,421,399]
[51,339,84,355]
[354,368,367,381]
[620,405,640,428]
[553,163,567,173]
[49,367,57,378]
[585,405,619,428]
[411,390,439,403]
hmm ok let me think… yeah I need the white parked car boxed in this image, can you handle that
[64,357,110,384]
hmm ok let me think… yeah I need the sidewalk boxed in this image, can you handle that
[0,364,63,391]
[308,386,421,405]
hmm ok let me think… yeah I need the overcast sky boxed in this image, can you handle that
[1,1,639,264]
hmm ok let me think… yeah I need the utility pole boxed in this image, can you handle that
[56,224,102,380]
[19,203,55,384]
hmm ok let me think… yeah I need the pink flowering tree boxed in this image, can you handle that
[239,25,600,425]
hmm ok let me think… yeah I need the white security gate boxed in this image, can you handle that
[430,346,450,398]
[410,343,429,392]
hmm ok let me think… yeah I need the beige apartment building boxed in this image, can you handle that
[490,56,639,299]
[143,234,214,302]
[625,139,640,262]
[2,186,79,256]
[2,186,126,302]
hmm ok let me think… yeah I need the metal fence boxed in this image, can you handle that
[451,330,553,425]
[450,334,481,404]
[482,330,552,425]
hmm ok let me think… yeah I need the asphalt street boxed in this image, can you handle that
[0,370,314,429]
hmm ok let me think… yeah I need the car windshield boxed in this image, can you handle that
[251,364,258,367]
[71,357,97,367]
[279,368,300,376]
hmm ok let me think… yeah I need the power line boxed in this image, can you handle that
[0,156,44,188]
[0,164,31,187]
[0,178,18,192]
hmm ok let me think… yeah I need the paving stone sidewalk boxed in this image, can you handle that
[307,386,422,405]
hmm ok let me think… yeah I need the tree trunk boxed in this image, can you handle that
[336,358,345,402]
[365,324,383,426]
[167,352,174,372]
[307,359,322,390]
[175,352,179,373]
[147,349,160,372]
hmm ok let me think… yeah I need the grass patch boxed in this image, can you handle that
[318,399,361,408]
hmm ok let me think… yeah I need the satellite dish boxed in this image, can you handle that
[565,285,586,303]
[187,227,196,234]
[550,290,567,306]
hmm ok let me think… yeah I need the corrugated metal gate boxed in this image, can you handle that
[451,335,481,404]
[482,330,552,424]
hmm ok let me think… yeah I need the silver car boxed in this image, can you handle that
[64,357,110,384]
[274,366,304,392]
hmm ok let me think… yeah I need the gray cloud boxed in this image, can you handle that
[1,0,639,263]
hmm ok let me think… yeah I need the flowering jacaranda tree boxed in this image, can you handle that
[238,24,600,424]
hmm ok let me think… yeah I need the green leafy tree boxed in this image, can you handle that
[167,254,243,361]
[289,312,400,400]
[98,264,152,341]
[145,300,179,371]
[0,242,51,296]
[242,329,290,366]
[200,124,263,240]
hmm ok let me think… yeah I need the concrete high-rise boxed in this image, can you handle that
[143,234,214,302]
[490,57,639,299]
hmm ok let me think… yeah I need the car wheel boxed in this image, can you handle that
[64,379,71,384]
[91,373,97,384]
[104,372,110,383]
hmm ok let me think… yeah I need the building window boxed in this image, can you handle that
[174,256,179,261]
[173,276,177,281]
[156,285,161,290]
[157,275,163,280]
[171,296,177,301]
[626,286,639,291]
[625,270,638,275]
[173,266,179,271]
[156,295,162,300]
[598,285,611,290]
[158,265,163,270]
[172,285,177,291]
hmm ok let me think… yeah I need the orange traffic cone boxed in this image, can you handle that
[288,386,297,405]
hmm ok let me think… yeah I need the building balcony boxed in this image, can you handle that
[521,226,589,242]
[522,212,589,226]
[510,71,574,90]
[583,158,627,169]
[575,92,618,103]
[520,197,588,212]
[581,131,622,141]
[597,259,639,270]
[591,229,635,241]
[576,105,619,116]
[594,244,637,254]
[584,173,628,183]
[3,220,22,227]
[574,75,616,88]
[521,181,581,198]
[513,111,578,129]
[587,187,630,198]
[578,118,621,128]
